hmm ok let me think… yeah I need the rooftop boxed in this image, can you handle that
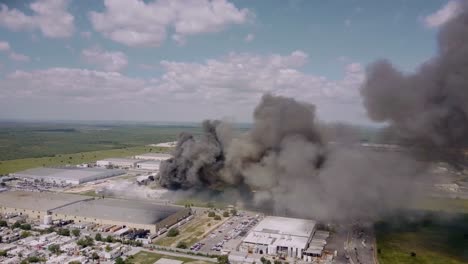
[51,198,186,225]
[252,216,316,237]
[98,158,141,163]
[0,191,90,211]
[12,167,125,181]
[135,153,172,158]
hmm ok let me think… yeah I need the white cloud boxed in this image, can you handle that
[423,0,461,28]
[345,19,352,27]
[0,0,74,38]
[244,33,255,42]
[0,41,10,51]
[80,31,92,39]
[9,52,30,62]
[0,51,365,122]
[2,68,146,100]
[81,48,128,72]
[89,0,251,47]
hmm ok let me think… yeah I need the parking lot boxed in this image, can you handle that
[196,211,262,253]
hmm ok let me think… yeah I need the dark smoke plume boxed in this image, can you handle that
[160,94,425,221]
[361,1,468,159]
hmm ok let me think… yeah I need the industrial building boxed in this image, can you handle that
[240,216,321,260]
[0,191,190,233]
[96,158,142,168]
[11,167,126,185]
[0,191,92,220]
[134,153,172,161]
[136,160,161,171]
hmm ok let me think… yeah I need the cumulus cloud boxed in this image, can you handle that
[157,50,362,104]
[423,0,462,28]
[0,0,74,38]
[0,41,10,51]
[0,51,365,121]
[81,48,128,72]
[9,52,30,62]
[2,68,146,100]
[89,0,251,47]
[244,33,255,42]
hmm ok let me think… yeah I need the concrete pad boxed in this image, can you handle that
[154,258,184,264]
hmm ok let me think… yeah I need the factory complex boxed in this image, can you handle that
[240,216,328,261]
[10,167,126,185]
[0,191,190,234]
[95,153,171,170]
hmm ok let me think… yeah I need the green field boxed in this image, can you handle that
[376,214,468,264]
[127,251,210,264]
[0,122,203,161]
[0,145,163,174]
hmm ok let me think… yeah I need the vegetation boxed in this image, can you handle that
[106,235,114,243]
[176,241,188,249]
[0,220,7,227]
[167,227,180,237]
[376,214,468,264]
[208,211,216,217]
[217,255,229,264]
[95,233,102,241]
[77,236,94,248]
[230,209,237,216]
[20,231,31,238]
[72,228,80,237]
[12,221,22,228]
[48,244,61,254]
[222,211,230,217]
[20,223,31,230]
[57,228,70,236]
[0,250,7,257]
[69,261,82,264]
[214,215,221,220]
[0,123,201,161]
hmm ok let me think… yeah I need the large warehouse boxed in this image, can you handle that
[96,158,142,168]
[0,191,190,233]
[12,167,126,185]
[134,153,172,161]
[136,160,161,171]
[240,216,317,259]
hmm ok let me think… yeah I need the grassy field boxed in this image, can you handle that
[0,122,202,161]
[411,197,468,214]
[155,213,227,247]
[127,251,210,264]
[0,145,165,174]
[376,214,468,264]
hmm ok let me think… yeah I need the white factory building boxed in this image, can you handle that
[12,167,125,185]
[134,153,172,161]
[240,216,322,260]
[136,160,161,171]
[96,158,142,168]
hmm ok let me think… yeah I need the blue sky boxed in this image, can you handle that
[0,0,458,124]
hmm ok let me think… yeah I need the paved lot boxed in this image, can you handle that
[197,211,261,254]
[346,223,376,264]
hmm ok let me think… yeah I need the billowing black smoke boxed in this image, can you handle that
[159,120,226,189]
[361,1,468,158]
[160,94,424,221]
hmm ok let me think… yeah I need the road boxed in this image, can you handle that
[345,223,376,264]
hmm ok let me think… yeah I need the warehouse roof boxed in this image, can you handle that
[252,216,316,237]
[12,167,125,181]
[135,153,172,158]
[51,198,186,225]
[0,191,90,211]
[98,158,141,163]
